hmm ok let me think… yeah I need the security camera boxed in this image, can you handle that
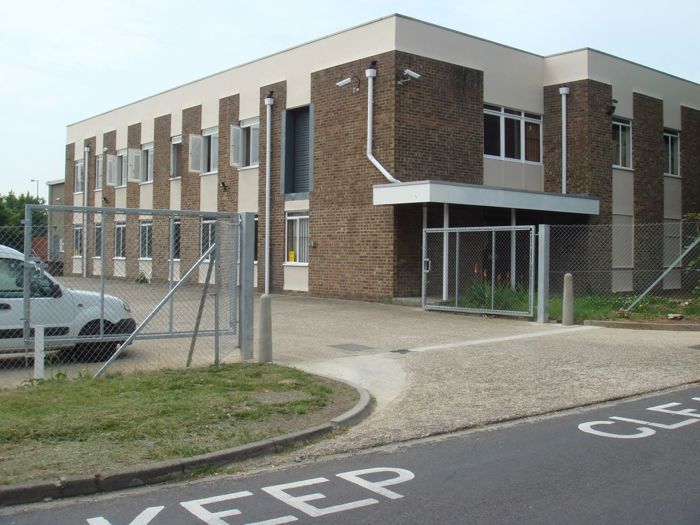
[335,78,352,88]
[403,69,421,80]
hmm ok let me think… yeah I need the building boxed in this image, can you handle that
[63,14,700,301]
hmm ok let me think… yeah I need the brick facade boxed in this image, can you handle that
[101,130,117,277]
[63,143,75,268]
[681,106,700,215]
[126,124,141,278]
[151,114,172,281]
[218,95,240,213]
[180,105,202,283]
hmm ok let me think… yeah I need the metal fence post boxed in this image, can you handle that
[22,206,32,345]
[537,224,550,323]
[239,213,254,361]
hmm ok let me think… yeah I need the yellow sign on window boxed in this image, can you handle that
[288,250,295,262]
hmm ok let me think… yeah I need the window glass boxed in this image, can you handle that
[114,223,126,258]
[504,117,521,159]
[0,258,23,298]
[285,212,309,263]
[483,114,500,156]
[171,139,182,178]
[94,224,102,258]
[525,122,540,162]
[172,220,181,259]
[139,222,152,258]
[201,220,216,260]
[73,226,83,256]
[612,120,631,168]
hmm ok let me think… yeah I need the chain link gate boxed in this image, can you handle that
[422,226,536,317]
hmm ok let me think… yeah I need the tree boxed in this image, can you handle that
[0,192,47,252]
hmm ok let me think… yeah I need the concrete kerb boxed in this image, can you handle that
[584,320,700,331]
[0,382,373,507]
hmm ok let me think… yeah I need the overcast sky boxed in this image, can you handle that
[1,0,698,199]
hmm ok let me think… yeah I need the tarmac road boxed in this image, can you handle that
[3,384,699,524]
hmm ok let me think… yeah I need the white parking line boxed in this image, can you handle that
[410,325,597,353]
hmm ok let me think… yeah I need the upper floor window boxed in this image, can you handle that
[116,150,127,187]
[483,105,541,163]
[612,119,632,169]
[171,136,182,179]
[74,160,84,193]
[283,106,313,195]
[189,128,219,174]
[663,130,680,177]
[230,118,260,168]
[141,143,154,183]
[94,155,103,191]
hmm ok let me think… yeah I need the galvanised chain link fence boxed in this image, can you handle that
[0,205,251,388]
[423,226,536,316]
[548,221,700,322]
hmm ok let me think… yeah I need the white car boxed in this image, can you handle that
[0,245,135,360]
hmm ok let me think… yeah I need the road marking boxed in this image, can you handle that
[336,467,414,500]
[411,326,595,353]
[86,506,164,525]
[579,396,700,439]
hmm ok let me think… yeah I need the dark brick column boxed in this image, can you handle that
[151,114,172,281]
[257,82,286,293]
[681,106,700,215]
[218,95,240,213]
[126,124,141,279]
[83,137,96,275]
[63,143,75,271]
[180,105,202,283]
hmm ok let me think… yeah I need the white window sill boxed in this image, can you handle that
[139,180,154,186]
[113,257,126,261]
[663,173,681,179]
[238,164,259,172]
[73,191,84,196]
[94,188,103,192]
[138,257,152,261]
[92,256,102,260]
[283,262,309,267]
[612,165,634,172]
[483,155,543,166]
[169,176,182,181]
[170,258,181,262]
[201,171,218,177]
[116,185,127,189]
[72,255,83,259]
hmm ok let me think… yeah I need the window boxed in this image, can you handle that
[189,128,219,174]
[664,130,680,176]
[141,143,154,183]
[201,219,216,260]
[171,136,182,178]
[172,219,181,260]
[139,221,152,259]
[612,119,632,168]
[95,155,103,191]
[285,211,309,264]
[93,223,102,258]
[114,223,126,258]
[0,259,23,298]
[254,214,258,263]
[116,151,127,187]
[230,118,260,168]
[73,225,83,256]
[483,105,541,162]
[74,160,84,193]
[283,106,313,194]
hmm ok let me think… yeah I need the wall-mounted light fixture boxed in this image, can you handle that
[219,181,228,191]
[335,76,361,93]
[607,98,618,116]
[397,68,421,86]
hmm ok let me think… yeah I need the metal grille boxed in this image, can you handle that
[0,205,254,388]
[547,221,700,321]
[423,226,536,316]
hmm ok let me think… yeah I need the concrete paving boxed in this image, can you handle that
[260,294,700,459]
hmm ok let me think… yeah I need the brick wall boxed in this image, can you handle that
[681,106,700,215]
[180,105,202,282]
[544,80,613,223]
[394,51,483,184]
[309,53,396,299]
[101,130,116,277]
[257,82,287,293]
[151,114,171,281]
[63,143,75,269]
[83,137,96,275]
[218,95,239,213]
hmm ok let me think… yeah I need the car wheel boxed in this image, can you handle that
[70,320,120,362]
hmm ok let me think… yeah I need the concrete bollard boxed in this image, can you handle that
[562,273,574,326]
[34,325,44,380]
[258,294,273,363]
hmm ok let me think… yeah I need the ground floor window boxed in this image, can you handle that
[93,223,102,258]
[114,223,126,258]
[285,211,309,264]
[172,219,181,260]
[73,225,83,256]
[140,221,153,259]
[201,219,216,260]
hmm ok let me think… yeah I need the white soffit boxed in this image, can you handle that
[373,181,599,215]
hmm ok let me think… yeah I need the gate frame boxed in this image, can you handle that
[422,224,536,317]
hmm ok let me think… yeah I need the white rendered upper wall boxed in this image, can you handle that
[68,15,700,159]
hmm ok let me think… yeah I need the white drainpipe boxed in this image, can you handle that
[264,92,274,295]
[559,86,569,194]
[83,145,90,278]
[442,203,449,302]
[365,63,400,183]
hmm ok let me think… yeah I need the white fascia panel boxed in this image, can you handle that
[373,181,599,215]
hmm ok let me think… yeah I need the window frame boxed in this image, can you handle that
[74,160,84,193]
[94,155,103,191]
[241,118,260,168]
[483,105,542,164]
[663,130,680,177]
[170,136,182,179]
[116,150,128,187]
[93,223,103,258]
[141,143,154,184]
[612,119,633,169]
[202,127,219,175]
[114,222,126,259]
[171,219,181,260]
[72,225,83,257]
[200,219,216,261]
[139,220,153,259]
[284,211,309,265]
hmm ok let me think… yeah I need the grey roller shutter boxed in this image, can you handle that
[293,108,310,193]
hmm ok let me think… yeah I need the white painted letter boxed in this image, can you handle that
[86,506,164,525]
[578,420,656,439]
[647,402,700,420]
[336,467,415,500]
[181,491,269,525]
[262,477,378,517]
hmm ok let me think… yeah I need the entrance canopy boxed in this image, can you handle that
[373,180,599,215]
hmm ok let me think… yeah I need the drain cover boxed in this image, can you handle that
[391,349,411,354]
[330,343,374,352]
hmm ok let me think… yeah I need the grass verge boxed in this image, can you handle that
[0,363,358,485]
